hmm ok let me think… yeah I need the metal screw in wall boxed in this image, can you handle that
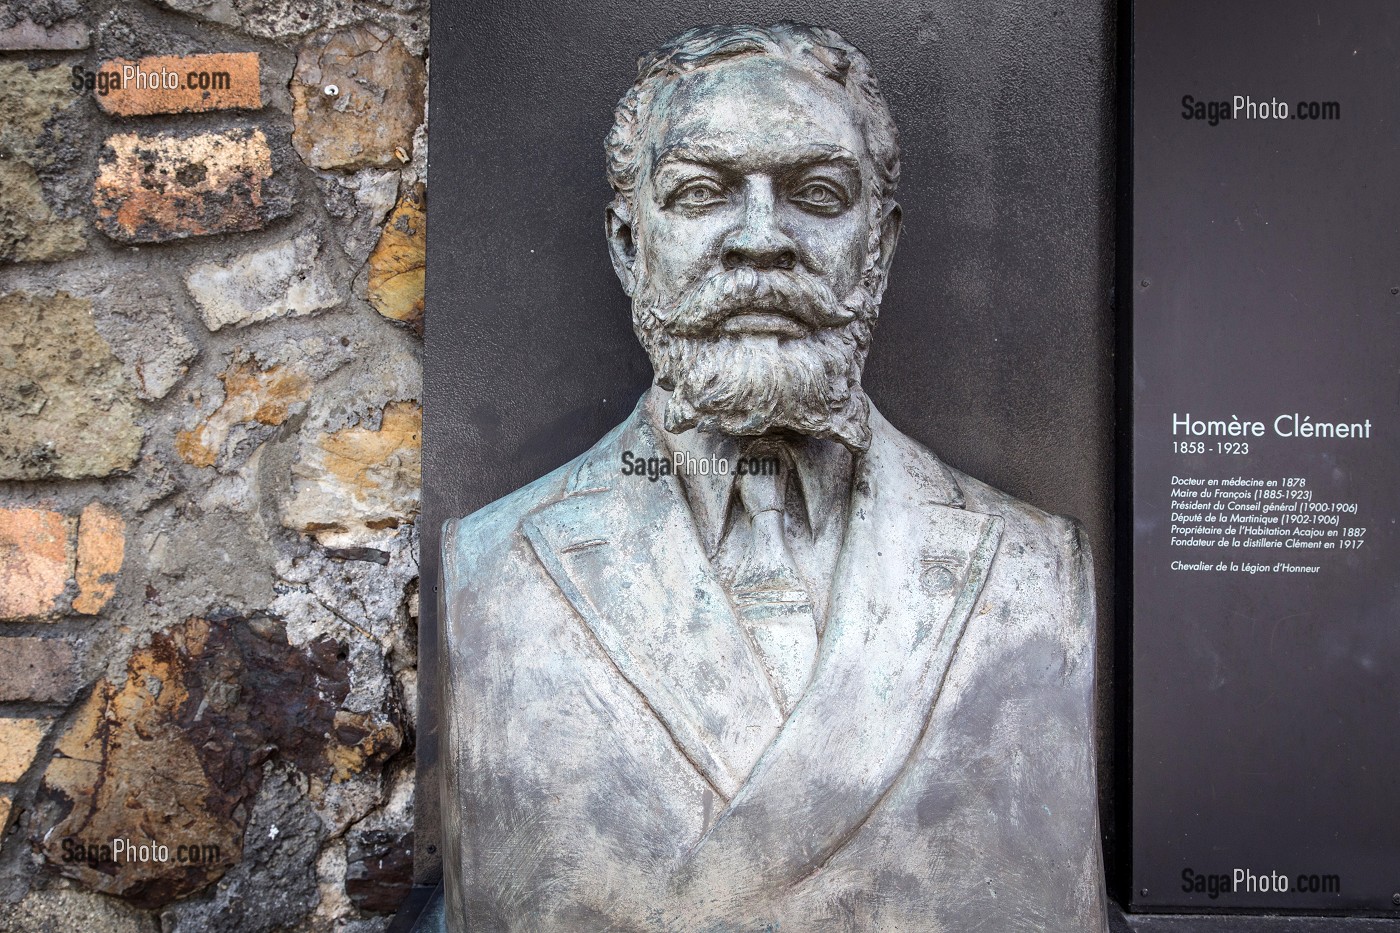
[324,84,340,97]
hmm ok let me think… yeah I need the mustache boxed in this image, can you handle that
[647,267,860,336]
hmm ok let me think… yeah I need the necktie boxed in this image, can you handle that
[729,441,820,716]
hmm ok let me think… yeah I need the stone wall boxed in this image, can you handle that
[0,1,427,929]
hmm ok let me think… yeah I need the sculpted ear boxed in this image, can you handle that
[872,201,902,299]
[606,199,639,296]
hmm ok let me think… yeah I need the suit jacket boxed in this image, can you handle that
[440,397,1108,932]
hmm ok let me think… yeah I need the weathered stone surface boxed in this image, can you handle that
[141,504,280,612]
[0,292,143,480]
[0,0,83,31]
[146,0,248,33]
[176,358,313,468]
[0,63,86,262]
[185,231,345,331]
[291,25,424,171]
[36,614,400,907]
[73,502,124,615]
[282,401,421,547]
[0,0,427,923]
[146,0,428,52]
[146,0,239,31]
[0,717,50,781]
[0,62,75,159]
[0,507,72,620]
[0,17,89,50]
[327,708,404,783]
[0,636,78,702]
[39,630,242,906]
[262,532,418,836]
[93,129,291,243]
[313,839,355,925]
[0,163,87,263]
[326,764,411,923]
[268,531,419,707]
[0,887,160,933]
[95,53,261,116]
[368,183,424,329]
[159,763,324,933]
[345,829,413,913]
[89,277,199,401]
[315,168,398,266]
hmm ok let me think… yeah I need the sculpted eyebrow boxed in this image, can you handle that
[651,143,861,178]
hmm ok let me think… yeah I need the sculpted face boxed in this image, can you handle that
[608,54,901,449]
[637,56,875,324]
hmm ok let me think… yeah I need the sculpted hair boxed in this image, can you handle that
[606,22,901,214]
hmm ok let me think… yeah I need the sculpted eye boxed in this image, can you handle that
[790,181,846,212]
[673,182,725,207]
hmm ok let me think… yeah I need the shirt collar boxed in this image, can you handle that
[643,387,853,557]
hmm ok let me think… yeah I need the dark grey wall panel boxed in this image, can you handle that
[422,0,1115,883]
[1131,0,1400,914]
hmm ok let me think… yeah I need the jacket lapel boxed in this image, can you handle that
[677,408,1003,900]
[523,407,784,801]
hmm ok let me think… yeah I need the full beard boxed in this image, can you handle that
[633,266,879,451]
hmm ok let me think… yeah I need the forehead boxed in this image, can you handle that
[644,55,868,174]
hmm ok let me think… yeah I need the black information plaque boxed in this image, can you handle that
[1131,0,1400,915]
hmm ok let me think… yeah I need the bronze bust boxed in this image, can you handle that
[440,22,1107,931]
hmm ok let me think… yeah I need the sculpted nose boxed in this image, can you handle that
[721,179,798,271]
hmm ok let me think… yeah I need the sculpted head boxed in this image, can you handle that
[604,23,903,450]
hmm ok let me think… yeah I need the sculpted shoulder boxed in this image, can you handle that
[948,463,1088,555]
[440,414,632,586]
[875,413,1093,626]
[876,412,1083,552]
[440,459,574,573]
[437,455,581,659]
